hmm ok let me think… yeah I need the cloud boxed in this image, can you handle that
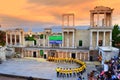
[0,14,57,28]
[23,0,95,26]
[27,0,94,6]
[0,0,120,30]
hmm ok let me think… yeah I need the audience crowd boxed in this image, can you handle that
[88,56,120,80]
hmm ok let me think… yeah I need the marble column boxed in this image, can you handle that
[80,52,81,60]
[110,31,112,46]
[73,15,75,27]
[103,31,106,46]
[67,31,69,48]
[88,52,89,61]
[15,34,16,45]
[90,31,93,49]
[69,52,71,58]
[67,15,69,27]
[6,33,8,45]
[90,13,94,27]
[84,53,86,61]
[72,31,75,48]
[43,34,46,47]
[104,13,107,27]
[66,51,67,58]
[76,52,77,59]
[97,13,99,27]
[62,32,64,47]
[22,32,25,46]
[110,13,112,26]
[48,35,49,47]
[19,33,21,45]
[96,31,99,47]
[10,33,12,45]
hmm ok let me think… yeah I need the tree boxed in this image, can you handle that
[0,30,6,46]
[25,35,34,41]
[40,34,43,39]
[112,24,120,47]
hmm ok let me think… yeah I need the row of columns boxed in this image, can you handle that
[23,50,41,58]
[6,33,22,45]
[90,13,112,27]
[58,51,89,61]
[90,30,112,49]
[62,31,75,48]
[23,50,89,61]
[62,14,75,27]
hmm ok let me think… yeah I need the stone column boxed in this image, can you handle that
[102,19,104,27]
[80,52,81,60]
[88,52,89,61]
[48,35,49,47]
[96,31,99,47]
[84,53,86,61]
[19,33,21,45]
[67,15,69,27]
[43,34,46,47]
[97,13,99,27]
[110,31,112,46]
[72,31,75,48]
[22,32,25,46]
[10,33,12,45]
[90,31,93,50]
[110,13,112,27]
[62,15,64,27]
[69,52,71,58]
[76,52,77,59]
[25,51,30,57]
[15,34,16,45]
[66,51,67,58]
[67,31,69,48]
[103,31,106,46]
[90,13,94,27]
[31,51,33,57]
[104,13,107,27]
[62,32,64,48]
[6,33,8,45]
[73,15,75,27]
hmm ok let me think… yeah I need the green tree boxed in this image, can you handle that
[112,24,120,47]
[25,35,34,41]
[0,30,6,46]
[40,34,43,39]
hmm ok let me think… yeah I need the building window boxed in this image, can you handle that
[99,40,103,46]
[79,40,82,46]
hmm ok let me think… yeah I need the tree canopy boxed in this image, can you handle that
[112,24,120,47]
[25,35,35,41]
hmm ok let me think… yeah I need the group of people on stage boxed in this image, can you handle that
[47,57,86,78]
[47,57,74,63]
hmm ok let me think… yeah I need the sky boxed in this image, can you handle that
[0,0,120,30]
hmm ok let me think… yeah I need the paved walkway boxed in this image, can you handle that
[0,58,100,80]
[0,76,26,80]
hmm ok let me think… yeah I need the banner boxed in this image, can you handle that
[49,40,62,44]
